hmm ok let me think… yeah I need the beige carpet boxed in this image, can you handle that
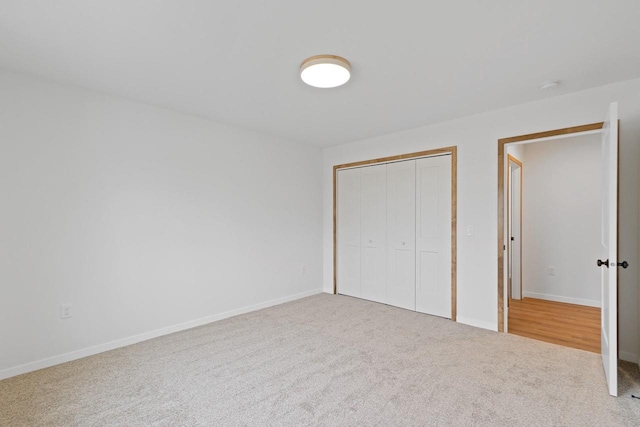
[1,293,639,426]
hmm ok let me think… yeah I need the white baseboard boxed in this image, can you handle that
[0,288,323,381]
[456,316,498,332]
[619,351,639,364]
[522,291,600,308]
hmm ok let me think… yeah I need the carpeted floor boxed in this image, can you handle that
[1,293,639,426]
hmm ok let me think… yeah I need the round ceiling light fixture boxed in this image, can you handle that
[300,55,351,88]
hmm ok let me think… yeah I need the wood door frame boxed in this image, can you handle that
[507,154,523,303]
[497,123,604,332]
[333,146,458,321]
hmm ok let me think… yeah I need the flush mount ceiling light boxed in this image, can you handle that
[300,55,351,88]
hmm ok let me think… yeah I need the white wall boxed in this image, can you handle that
[0,70,323,378]
[506,144,525,163]
[521,134,602,306]
[323,78,640,362]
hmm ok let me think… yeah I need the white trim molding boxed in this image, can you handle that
[0,288,323,381]
[456,316,498,332]
[619,351,639,364]
[522,292,600,308]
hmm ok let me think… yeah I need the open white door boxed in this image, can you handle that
[599,102,618,397]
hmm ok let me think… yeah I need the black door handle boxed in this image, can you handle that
[597,259,629,268]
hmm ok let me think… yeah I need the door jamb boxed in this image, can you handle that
[333,146,458,321]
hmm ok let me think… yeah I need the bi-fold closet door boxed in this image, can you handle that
[386,160,416,310]
[336,155,452,318]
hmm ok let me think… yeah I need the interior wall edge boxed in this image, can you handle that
[521,292,600,308]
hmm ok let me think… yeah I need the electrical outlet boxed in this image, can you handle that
[301,264,307,274]
[466,226,474,237]
[548,266,556,276]
[60,304,72,319]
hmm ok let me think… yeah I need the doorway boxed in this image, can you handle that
[497,122,605,332]
[503,133,604,353]
[501,103,619,397]
[502,124,602,352]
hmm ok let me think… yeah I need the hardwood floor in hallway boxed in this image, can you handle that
[508,297,600,353]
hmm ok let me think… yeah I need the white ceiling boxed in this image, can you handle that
[1,1,639,147]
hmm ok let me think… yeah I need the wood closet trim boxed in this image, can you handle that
[497,122,603,332]
[333,146,458,322]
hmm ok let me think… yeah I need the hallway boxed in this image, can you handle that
[508,297,600,353]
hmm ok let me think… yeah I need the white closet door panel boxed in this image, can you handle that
[337,168,361,298]
[416,155,452,318]
[386,160,416,310]
[360,164,387,303]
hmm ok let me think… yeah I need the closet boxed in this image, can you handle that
[336,154,452,318]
